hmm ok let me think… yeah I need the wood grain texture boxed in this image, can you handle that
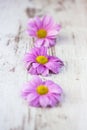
[0,0,87,130]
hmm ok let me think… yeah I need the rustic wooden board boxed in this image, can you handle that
[0,0,87,130]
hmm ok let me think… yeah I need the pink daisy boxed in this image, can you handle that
[27,15,61,47]
[24,47,64,76]
[21,76,63,107]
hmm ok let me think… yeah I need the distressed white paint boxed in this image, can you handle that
[0,0,87,130]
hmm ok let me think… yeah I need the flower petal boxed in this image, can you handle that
[45,61,62,73]
[39,96,49,107]
[27,93,38,102]
[21,83,35,99]
[28,19,38,30]
[27,30,36,37]
[24,53,35,62]
[53,94,62,102]
[42,15,54,29]
[48,39,56,46]
[47,30,58,37]
[48,56,60,62]
[44,38,50,47]
[42,68,49,76]
[32,63,39,68]
[44,80,54,86]
[48,84,63,94]
[28,67,37,75]
[37,65,45,74]
[40,47,47,55]
[30,47,40,57]
[56,24,61,31]
[35,16,42,29]
[48,94,58,107]
[30,76,43,87]
[30,97,40,107]
[22,77,42,93]
[34,39,44,47]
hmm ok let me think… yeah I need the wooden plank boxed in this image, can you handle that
[0,0,87,130]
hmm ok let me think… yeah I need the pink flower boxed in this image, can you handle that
[24,47,64,76]
[21,76,63,107]
[27,15,61,47]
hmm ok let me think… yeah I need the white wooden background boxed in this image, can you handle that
[0,0,87,130]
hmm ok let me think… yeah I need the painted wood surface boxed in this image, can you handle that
[0,0,87,130]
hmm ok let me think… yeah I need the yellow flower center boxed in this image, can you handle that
[36,56,48,64]
[37,29,47,38]
[36,85,48,95]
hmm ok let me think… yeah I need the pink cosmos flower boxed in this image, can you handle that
[24,47,64,76]
[21,76,63,107]
[27,15,61,47]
